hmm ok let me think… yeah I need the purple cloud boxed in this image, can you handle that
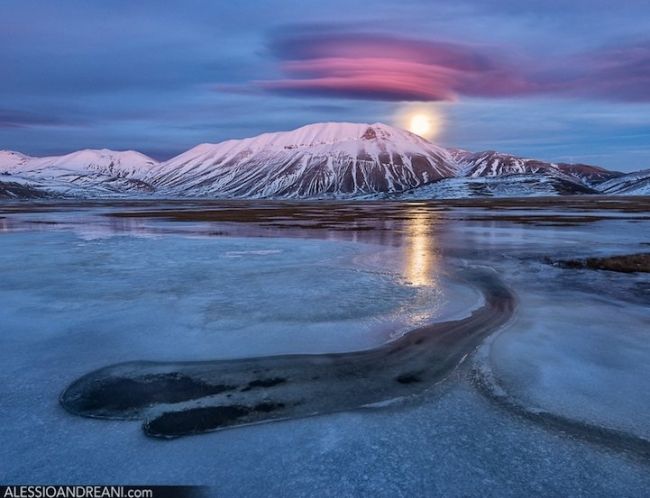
[258,33,537,101]
[255,32,650,102]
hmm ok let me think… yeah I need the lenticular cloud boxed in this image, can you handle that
[258,33,534,101]
[256,32,650,103]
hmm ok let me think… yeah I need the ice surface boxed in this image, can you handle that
[446,216,650,441]
[0,231,477,362]
[2,362,649,495]
[1,201,649,494]
[477,262,650,439]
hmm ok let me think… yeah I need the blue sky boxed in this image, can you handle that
[1,0,649,171]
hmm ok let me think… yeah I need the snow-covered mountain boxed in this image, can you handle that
[596,169,650,195]
[0,149,158,196]
[0,123,645,199]
[393,174,596,200]
[1,149,158,178]
[450,149,620,186]
[146,123,457,198]
[556,163,622,186]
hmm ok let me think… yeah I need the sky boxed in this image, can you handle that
[1,0,649,171]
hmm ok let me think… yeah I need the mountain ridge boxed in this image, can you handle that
[1,122,647,199]
[146,122,457,198]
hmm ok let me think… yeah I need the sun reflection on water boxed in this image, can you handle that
[403,210,439,287]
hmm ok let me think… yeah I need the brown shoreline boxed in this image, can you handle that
[552,253,650,273]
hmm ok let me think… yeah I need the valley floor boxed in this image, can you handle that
[0,197,648,496]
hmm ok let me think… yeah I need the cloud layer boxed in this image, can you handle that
[258,32,650,103]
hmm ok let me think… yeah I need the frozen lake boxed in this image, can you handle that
[0,198,649,496]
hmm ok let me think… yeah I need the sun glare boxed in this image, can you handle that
[409,114,432,138]
[396,105,443,141]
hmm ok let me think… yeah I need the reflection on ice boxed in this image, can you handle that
[403,209,439,287]
[0,227,475,361]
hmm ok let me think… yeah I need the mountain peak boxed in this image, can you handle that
[0,150,32,171]
[361,126,378,140]
[227,122,432,151]
[151,121,456,198]
[2,148,159,180]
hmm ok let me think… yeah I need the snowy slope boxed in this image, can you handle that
[597,169,650,195]
[556,163,622,186]
[393,174,596,200]
[0,179,53,199]
[5,149,158,178]
[0,151,32,171]
[0,172,154,198]
[147,123,458,198]
[0,149,158,196]
[450,149,619,186]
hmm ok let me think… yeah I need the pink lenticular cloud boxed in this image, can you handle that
[258,34,538,101]
[256,32,650,102]
[262,58,461,101]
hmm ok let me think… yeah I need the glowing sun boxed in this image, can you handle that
[409,114,433,137]
[396,105,443,141]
